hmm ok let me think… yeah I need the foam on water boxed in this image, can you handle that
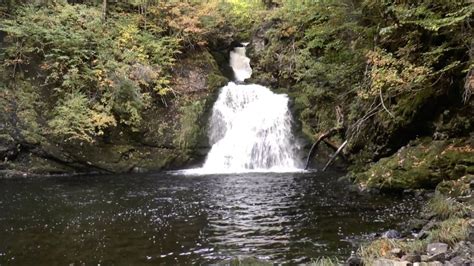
[184,44,302,174]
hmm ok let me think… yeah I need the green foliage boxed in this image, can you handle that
[214,0,266,39]
[108,77,149,129]
[1,3,180,142]
[48,92,116,143]
[253,0,473,162]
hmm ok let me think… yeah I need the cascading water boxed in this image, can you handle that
[229,43,252,82]
[187,43,301,174]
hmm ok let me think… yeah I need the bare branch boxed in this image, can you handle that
[379,88,394,118]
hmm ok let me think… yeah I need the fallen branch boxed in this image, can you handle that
[304,127,343,170]
[322,139,348,161]
[379,88,394,118]
[305,105,346,170]
[322,140,348,172]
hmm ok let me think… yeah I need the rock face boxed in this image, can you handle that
[355,138,474,190]
[0,51,228,177]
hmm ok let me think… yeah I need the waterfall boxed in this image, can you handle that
[186,44,301,174]
[229,44,252,82]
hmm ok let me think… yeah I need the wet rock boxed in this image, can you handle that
[427,262,443,266]
[249,20,274,54]
[413,263,428,266]
[448,256,471,265]
[426,243,448,256]
[421,219,438,231]
[391,248,404,258]
[423,252,446,262]
[450,241,473,263]
[415,231,429,240]
[410,218,429,231]
[374,259,412,266]
[346,251,362,266]
[401,254,421,263]
[416,219,437,239]
[382,229,402,239]
[131,166,148,174]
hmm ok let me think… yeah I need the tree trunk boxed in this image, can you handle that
[102,0,107,21]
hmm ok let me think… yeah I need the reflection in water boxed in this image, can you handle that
[0,172,421,264]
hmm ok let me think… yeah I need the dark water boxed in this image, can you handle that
[0,171,421,264]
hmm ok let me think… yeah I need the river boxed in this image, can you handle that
[0,171,421,264]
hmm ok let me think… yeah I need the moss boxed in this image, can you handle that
[27,155,76,175]
[60,143,184,173]
[207,73,228,92]
[0,134,14,146]
[391,87,436,127]
[176,100,207,149]
[355,138,474,190]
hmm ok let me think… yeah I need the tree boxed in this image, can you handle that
[102,0,107,21]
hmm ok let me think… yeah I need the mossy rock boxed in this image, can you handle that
[436,175,474,198]
[58,143,186,173]
[356,138,474,190]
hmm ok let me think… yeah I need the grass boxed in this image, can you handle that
[358,193,472,264]
[310,256,341,266]
[428,217,470,246]
[358,238,428,264]
[428,194,470,219]
[358,239,399,265]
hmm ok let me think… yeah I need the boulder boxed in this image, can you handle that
[374,259,412,266]
[426,243,448,256]
[426,253,446,262]
[427,262,443,266]
[382,229,402,239]
[391,248,403,258]
[401,254,421,263]
[346,251,362,266]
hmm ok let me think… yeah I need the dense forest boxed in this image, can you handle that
[0,0,473,264]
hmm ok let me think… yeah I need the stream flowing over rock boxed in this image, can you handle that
[189,44,301,174]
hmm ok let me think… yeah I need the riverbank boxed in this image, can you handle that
[358,187,473,265]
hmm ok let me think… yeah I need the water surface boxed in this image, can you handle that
[0,171,421,264]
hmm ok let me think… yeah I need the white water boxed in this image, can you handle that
[229,44,252,82]
[183,44,302,174]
